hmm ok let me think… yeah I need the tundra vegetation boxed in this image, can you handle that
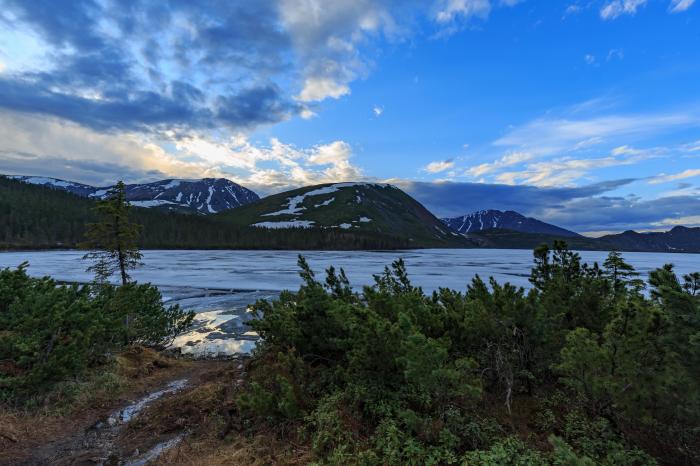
[0,183,193,405]
[238,244,699,465]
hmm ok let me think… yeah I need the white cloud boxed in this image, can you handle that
[584,54,596,65]
[297,77,351,102]
[424,160,456,173]
[495,111,698,157]
[648,168,700,184]
[300,108,317,119]
[669,0,695,13]
[435,0,492,22]
[493,154,643,187]
[280,0,395,103]
[0,111,365,194]
[465,151,534,177]
[373,105,384,116]
[652,215,700,227]
[600,0,647,20]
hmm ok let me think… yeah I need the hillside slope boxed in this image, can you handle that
[0,178,460,250]
[218,182,472,248]
[442,210,580,237]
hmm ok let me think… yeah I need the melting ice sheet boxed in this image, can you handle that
[161,288,276,358]
[2,249,700,356]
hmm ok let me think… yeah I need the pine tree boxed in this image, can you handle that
[82,181,142,285]
[603,250,642,293]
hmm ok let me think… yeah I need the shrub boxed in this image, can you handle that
[0,264,193,403]
[240,248,698,464]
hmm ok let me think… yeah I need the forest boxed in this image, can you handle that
[0,177,417,250]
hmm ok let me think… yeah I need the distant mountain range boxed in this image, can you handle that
[3,174,699,252]
[598,226,700,253]
[441,210,580,237]
[6,175,259,214]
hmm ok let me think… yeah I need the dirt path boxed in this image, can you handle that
[0,352,242,466]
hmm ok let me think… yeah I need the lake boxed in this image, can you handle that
[1,249,697,357]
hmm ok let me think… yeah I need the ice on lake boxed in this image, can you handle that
[1,249,698,357]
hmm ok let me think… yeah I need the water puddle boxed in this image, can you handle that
[109,379,188,424]
[124,433,186,466]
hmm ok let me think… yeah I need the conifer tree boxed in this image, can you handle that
[82,181,142,285]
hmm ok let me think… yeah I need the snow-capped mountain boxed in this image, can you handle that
[6,175,259,214]
[441,209,580,237]
[117,178,259,214]
[218,182,472,247]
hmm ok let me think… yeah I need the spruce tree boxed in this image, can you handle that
[82,181,142,285]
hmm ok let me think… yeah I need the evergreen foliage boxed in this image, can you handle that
[82,181,143,285]
[0,264,193,404]
[239,245,699,464]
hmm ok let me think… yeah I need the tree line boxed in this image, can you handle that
[0,177,416,250]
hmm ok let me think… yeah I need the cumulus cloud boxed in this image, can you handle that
[0,1,304,132]
[297,77,351,102]
[423,160,456,173]
[280,0,399,102]
[0,112,216,186]
[0,110,364,195]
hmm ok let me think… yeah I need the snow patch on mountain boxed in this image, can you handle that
[263,182,389,218]
[131,199,179,208]
[253,220,315,229]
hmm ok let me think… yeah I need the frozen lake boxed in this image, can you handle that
[1,249,697,357]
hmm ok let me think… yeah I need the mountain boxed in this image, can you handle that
[442,210,580,237]
[217,182,473,248]
[598,226,700,253]
[468,229,605,251]
[0,177,462,250]
[6,175,259,214]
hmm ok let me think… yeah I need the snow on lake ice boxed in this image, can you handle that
[1,249,698,357]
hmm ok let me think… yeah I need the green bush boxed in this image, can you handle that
[0,263,193,403]
[240,246,699,464]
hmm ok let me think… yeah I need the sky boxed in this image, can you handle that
[0,0,699,235]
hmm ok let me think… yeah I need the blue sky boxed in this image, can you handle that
[0,0,699,234]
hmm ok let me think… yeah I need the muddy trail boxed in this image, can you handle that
[0,350,245,466]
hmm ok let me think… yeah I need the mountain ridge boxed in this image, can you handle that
[3,175,699,253]
[217,182,473,248]
[6,175,260,214]
[442,209,580,237]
